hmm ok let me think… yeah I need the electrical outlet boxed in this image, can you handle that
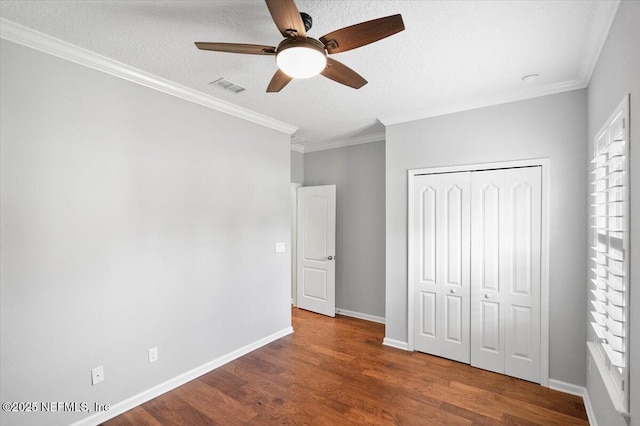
[91,366,104,385]
[148,347,158,363]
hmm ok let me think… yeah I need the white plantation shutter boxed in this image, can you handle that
[588,95,630,413]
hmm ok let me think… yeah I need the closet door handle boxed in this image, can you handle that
[450,289,457,294]
[484,293,491,299]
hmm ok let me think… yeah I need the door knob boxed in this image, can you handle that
[450,289,457,294]
[327,255,334,260]
[484,293,491,299]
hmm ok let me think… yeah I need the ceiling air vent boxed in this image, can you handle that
[209,78,246,94]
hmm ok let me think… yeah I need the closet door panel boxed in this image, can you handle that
[471,171,505,374]
[420,187,437,284]
[445,294,464,343]
[413,179,441,355]
[441,177,470,362]
[503,167,541,382]
[480,184,501,293]
[470,167,541,382]
[445,185,463,287]
[413,172,470,363]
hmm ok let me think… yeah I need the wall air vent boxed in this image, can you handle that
[209,78,246,94]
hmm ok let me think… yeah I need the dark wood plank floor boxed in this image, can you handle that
[103,307,588,425]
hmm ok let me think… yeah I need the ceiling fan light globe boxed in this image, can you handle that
[276,46,327,79]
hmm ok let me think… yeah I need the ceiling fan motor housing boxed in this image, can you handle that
[276,37,326,55]
[300,12,312,32]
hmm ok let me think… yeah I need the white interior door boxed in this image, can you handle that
[296,185,336,317]
[470,167,541,382]
[412,172,471,363]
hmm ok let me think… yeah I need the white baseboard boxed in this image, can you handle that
[335,308,385,324]
[70,326,294,426]
[382,338,409,351]
[548,379,586,397]
[582,389,598,426]
[548,379,596,426]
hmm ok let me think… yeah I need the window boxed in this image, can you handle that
[588,95,630,415]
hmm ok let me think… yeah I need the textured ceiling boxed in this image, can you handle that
[0,1,618,150]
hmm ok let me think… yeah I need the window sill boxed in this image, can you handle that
[587,342,630,419]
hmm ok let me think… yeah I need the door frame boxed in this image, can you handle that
[407,158,550,386]
[290,183,302,306]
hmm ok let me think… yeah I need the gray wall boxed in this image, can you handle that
[386,90,588,386]
[0,40,292,426]
[586,1,639,424]
[291,150,304,184]
[304,141,386,318]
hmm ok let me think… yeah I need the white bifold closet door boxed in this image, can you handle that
[470,167,541,382]
[412,166,541,382]
[412,172,471,363]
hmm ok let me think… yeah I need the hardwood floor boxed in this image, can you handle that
[102,308,588,425]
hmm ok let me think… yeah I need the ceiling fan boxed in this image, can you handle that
[195,0,405,92]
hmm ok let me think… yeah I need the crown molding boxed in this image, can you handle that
[303,132,385,153]
[578,0,621,86]
[290,143,305,153]
[0,18,297,135]
[379,79,585,126]
[290,136,307,152]
[379,1,621,128]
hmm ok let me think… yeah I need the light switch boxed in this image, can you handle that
[91,366,104,385]
[149,347,158,363]
[274,242,286,253]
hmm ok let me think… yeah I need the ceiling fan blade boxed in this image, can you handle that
[320,14,405,54]
[267,69,293,92]
[321,58,367,89]
[195,42,276,55]
[265,0,307,39]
